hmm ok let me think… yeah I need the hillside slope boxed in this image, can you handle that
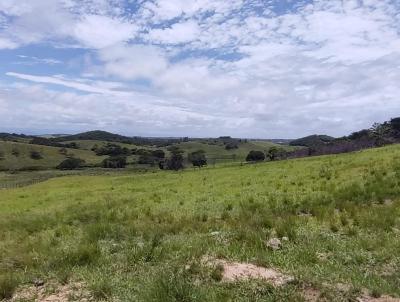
[1,144,400,301]
[0,141,105,170]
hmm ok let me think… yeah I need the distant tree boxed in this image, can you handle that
[390,117,400,132]
[246,150,265,162]
[152,150,165,159]
[267,147,287,161]
[57,158,85,170]
[165,147,184,170]
[95,143,130,156]
[188,150,207,168]
[225,142,239,150]
[102,156,127,169]
[30,150,43,160]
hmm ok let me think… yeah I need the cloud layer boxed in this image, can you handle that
[1,0,400,137]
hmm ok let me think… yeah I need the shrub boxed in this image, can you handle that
[246,150,265,162]
[57,158,85,170]
[102,156,127,168]
[188,150,207,168]
[165,148,184,170]
[30,150,43,160]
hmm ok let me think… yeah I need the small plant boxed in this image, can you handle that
[211,264,224,282]
[90,277,112,300]
[0,274,18,300]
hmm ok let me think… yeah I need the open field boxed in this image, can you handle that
[1,145,400,301]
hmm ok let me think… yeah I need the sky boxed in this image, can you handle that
[0,0,400,138]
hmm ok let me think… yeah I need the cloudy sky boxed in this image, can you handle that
[0,0,399,138]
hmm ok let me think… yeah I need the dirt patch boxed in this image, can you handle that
[205,258,293,286]
[357,295,400,302]
[11,282,92,302]
[302,287,324,302]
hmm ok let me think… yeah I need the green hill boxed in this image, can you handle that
[0,141,105,171]
[289,134,335,147]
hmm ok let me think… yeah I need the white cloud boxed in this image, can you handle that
[148,20,200,44]
[0,37,18,49]
[1,0,400,137]
[74,15,137,49]
[98,44,168,80]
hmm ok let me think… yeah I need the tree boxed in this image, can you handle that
[57,158,85,170]
[246,150,265,162]
[102,156,127,168]
[188,150,207,168]
[152,150,165,159]
[165,147,184,170]
[267,147,287,161]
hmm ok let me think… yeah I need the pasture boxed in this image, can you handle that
[1,144,400,301]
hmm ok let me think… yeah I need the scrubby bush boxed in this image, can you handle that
[246,150,265,162]
[57,158,85,170]
[188,150,207,167]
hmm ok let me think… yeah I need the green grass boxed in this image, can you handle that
[0,141,106,170]
[1,144,400,301]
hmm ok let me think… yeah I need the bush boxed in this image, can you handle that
[30,150,43,160]
[246,150,265,162]
[57,158,85,170]
[102,156,127,168]
[188,150,207,168]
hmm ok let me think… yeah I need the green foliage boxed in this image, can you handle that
[57,157,85,170]
[188,150,207,167]
[246,150,265,162]
[102,156,127,168]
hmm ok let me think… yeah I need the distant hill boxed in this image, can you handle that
[51,130,132,143]
[51,130,184,147]
[289,135,335,147]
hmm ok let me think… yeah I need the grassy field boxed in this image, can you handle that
[0,141,106,171]
[1,145,400,301]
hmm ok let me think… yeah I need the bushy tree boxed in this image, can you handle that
[165,147,184,170]
[57,158,85,170]
[188,150,207,168]
[246,150,265,162]
[102,156,127,168]
[267,147,288,161]
[152,149,165,159]
[95,143,130,156]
